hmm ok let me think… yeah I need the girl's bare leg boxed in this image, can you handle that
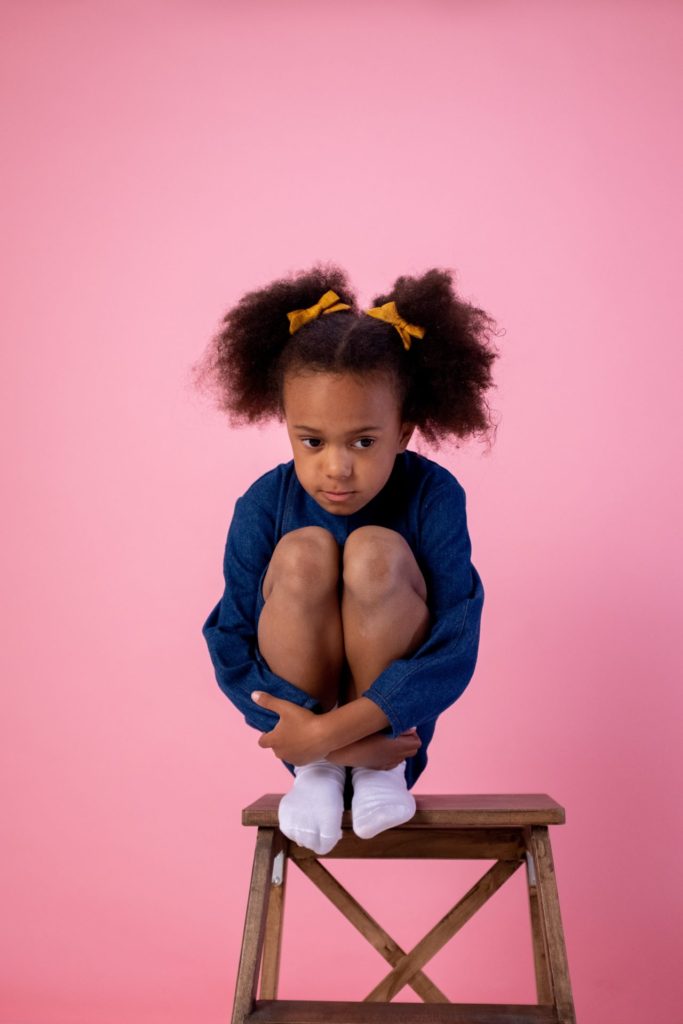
[340,526,431,838]
[259,527,347,855]
[341,526,431,702]
[257,526,344,712]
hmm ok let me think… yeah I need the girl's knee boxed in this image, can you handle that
[264,526,340,602]
[343,526,427,602]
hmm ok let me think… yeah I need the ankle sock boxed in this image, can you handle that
[277,704,344,855]
[278,758,346,855]
[351,760,416,839]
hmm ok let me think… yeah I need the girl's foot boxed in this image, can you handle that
[350,760,416,839]
[278,759,346,855]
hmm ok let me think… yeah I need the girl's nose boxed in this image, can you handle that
[325,448,353,480]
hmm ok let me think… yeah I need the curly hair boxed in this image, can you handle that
[190,260,502,449]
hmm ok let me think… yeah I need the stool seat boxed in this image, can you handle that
[243,792,566,828]
[231,792,576,1024]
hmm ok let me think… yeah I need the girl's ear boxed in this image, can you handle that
[398,422,415,451]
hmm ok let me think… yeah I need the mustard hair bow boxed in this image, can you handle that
[365,300,426,351]
[287,289,351,335]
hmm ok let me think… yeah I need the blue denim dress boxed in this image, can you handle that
[202,449,484,799]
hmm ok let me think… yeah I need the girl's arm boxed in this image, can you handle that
[253,691,394,764]
[202,489,327,734]
[247,690,420,767]
[325,729,421,769]
[318,695,392,749]
[348,471,485,737]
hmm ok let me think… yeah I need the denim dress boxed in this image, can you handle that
[202,449,484,799]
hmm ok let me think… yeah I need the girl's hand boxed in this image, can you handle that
[252,692,330,765]
[327,729,422,770]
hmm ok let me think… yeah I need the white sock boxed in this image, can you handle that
[351,760,416,839]
[278,758,346,855]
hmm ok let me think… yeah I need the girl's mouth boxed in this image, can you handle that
[322,490,355,502]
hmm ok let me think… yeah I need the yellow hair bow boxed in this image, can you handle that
[287,289,351,335]
[365,300,426,351]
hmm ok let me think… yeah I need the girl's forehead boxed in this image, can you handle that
[283,370,402,427]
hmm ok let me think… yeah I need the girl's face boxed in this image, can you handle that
[282,369,414,516]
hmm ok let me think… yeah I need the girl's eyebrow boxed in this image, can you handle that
[293,424,383,433]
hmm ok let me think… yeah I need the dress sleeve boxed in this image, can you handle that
[201,493,323,733]
[360,473,485,737]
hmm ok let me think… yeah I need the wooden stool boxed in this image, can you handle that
[232,793,576,1024]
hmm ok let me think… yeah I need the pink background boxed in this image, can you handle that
[2,2,681,1021]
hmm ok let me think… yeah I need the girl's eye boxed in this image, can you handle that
[300,437,375,450]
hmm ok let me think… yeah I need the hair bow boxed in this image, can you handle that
[287,289,351,335]
[365,300,426,351]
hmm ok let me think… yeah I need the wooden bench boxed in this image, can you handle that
[231,793,576,1024]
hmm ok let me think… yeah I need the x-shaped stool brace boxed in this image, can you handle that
[293,852,522,1002]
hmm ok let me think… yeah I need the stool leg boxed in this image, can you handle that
[528,825,576,1024]
[524,839,553,1004]
[259,832,289,999]
[231,827,279,1024]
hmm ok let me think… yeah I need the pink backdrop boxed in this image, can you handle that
[2,2,681,1021]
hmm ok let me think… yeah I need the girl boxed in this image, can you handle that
[196,262,499,856]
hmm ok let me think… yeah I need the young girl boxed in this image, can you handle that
[196,262,499,856]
